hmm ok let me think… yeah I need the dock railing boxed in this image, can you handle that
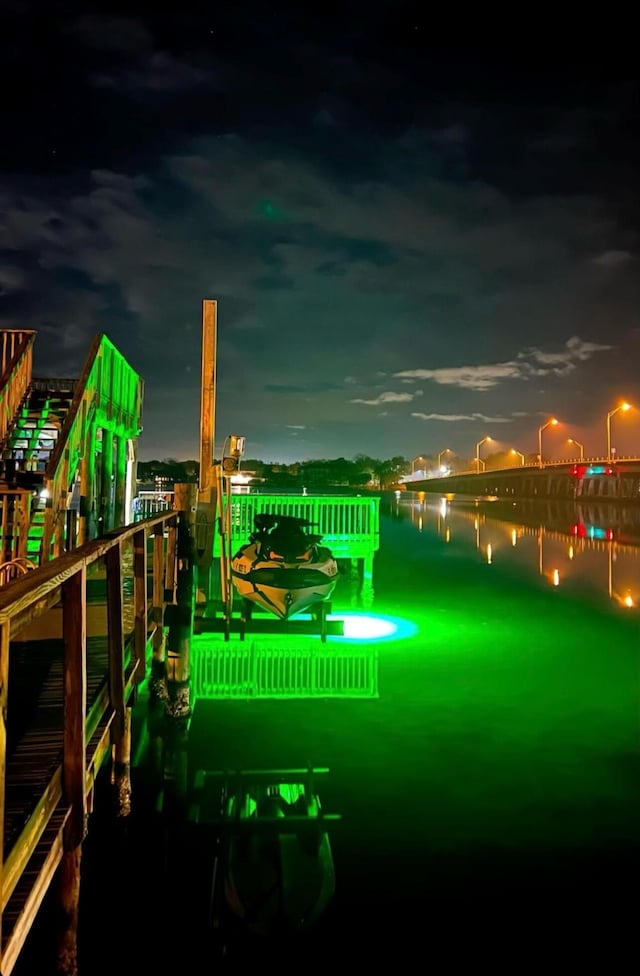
[213,493,381,561]
[0,509,179,976]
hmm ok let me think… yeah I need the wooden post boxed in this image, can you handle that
[0,621,9,957]
[196,299,218,607]
[101,428,114,532]
[132,526,147,687]
[16,489,29,562]
[57,565,87,976]
[166,484,197,720]
[150,523,167,702]
[106,543,130,816]
[199,299,217,494]
[78,421,96,544]
[114,432,127,529]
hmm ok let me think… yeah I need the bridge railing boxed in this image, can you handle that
[0,509,179,976]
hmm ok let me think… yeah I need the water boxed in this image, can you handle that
[16,494,640,973]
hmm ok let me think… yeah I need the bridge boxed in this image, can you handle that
[408,458,640,503]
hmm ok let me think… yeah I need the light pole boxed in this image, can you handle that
[567,438,584,461]
[606,402,631,462]
[510,449,525,466]
[475,436,492,472]
[538,417,558,468]
[411,455,426,478]
[438,448,452,469]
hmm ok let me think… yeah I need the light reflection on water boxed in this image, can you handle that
[391,491,640,614]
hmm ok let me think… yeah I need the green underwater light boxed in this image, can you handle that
[327,612,418,642]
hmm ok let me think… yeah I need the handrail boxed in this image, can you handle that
[0,331,35,450]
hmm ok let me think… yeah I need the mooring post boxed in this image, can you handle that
[160,484,196,815]
[166,483,197,720]
[57,565,87,976]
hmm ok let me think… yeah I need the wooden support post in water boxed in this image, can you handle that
[166,484,197,721]
[57,565,87,976]
[150,522,168,702]
[106,543,130,816]
[0,621,9,958]
[132,526,147,688]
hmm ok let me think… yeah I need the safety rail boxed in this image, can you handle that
[191,639,379,700]
[214,493,380,560]
[0,509,178,976]
[0,331,36,451]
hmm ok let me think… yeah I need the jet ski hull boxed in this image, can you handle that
[231,542,338,619]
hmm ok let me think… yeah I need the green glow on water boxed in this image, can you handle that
[327,611,418,642]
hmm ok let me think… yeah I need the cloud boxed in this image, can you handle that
[0,264,26,293]
[64,14,154,53]
[592,249,633,268]
[350,390,423,406]
[394,336,614,391]
[411,412,512,424]
[522,335,612,366]
[92,52,216,94]
[394,363,521,391]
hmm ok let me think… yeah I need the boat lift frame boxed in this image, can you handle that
[211,447,342,642]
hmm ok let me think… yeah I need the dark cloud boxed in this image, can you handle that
[63,14,154,53]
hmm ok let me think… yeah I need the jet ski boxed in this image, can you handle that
[189,767,340,944]
[230,513,338,620]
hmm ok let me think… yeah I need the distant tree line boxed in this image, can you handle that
[136,450,536,491]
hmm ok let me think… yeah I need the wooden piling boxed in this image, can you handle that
[166,483,197,720]
[196,299,218,607]
[57,565,87,976]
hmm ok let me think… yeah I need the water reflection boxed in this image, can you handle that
[396,491,640,613]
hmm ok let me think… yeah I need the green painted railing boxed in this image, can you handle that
[191,638,379,700]
[214,493,380,560]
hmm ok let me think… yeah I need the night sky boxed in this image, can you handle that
[2,3,639,463]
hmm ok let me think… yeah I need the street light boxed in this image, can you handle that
[606,402,631,462]
[411,455,426,476]
[475,436,492,472]
[538,417,558,468]
[567,438,584,461]
[438,448,452,468]
[510,449,525,466]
